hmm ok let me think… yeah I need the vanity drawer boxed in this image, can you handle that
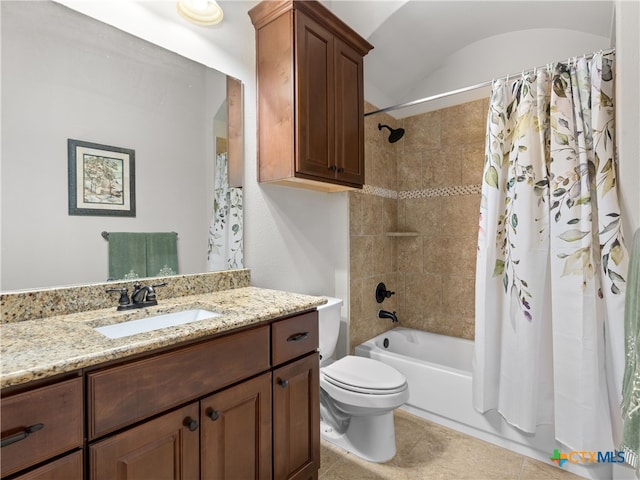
[1,377,83,478]
[87,325,270,440]
[271,311,318,366]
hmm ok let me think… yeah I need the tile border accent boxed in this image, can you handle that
[399,184,482,199]
[362,184,481,199]
[362,184,397,198]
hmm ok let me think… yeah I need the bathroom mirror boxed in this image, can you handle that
[0,1,244,291]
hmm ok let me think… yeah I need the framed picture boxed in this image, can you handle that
[68,139,136,217]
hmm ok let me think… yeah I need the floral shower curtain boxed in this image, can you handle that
[474,51,629,451]
[208,152,243,271]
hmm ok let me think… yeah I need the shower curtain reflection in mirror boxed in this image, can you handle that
[474,51,628,452]
[208,152,243,270]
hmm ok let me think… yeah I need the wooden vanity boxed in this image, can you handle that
[1,286,324,480]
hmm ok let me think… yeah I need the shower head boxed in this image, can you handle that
[378,123,405,143]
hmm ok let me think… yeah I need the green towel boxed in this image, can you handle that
[145,232,178,278]
[621,228,640,474]
[108,233,147,280]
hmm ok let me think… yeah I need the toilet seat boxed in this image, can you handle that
[321,356,407,394]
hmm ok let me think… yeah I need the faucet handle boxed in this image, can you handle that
[145,282,167,302]
[106,287,130,307]
[375,282,396,303]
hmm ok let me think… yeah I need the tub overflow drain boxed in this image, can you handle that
[383,338,389,348]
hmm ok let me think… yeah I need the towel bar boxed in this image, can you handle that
[101,231,178,240]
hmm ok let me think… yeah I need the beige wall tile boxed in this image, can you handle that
[348,192,363,236]
[382,197,398,233]
[440,194,481,236]
[402,272,442,322]
[373,236,396,276]
[361,194,384,236]
[400,197,442,235]
[423,147,462,188]
[348,277,364,336]
[403,110,441,153]
[398,237,423,274]
[442,275,475,318]
[460,141,485,186]
[350,236,373,280]
[436,235,478,277]
[442,99,486,146]
[398,150,423,191]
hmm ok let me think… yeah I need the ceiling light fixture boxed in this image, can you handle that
[177,0,223,26]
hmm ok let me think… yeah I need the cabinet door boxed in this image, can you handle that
[200,372,272,479]
[273,354,320,480]
[295,11,334,180]
[89,403,199,480]
[334,37,365,186]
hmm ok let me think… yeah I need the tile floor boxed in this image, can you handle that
[319,410,584,480]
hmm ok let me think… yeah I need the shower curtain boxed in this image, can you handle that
[208,152,244,271]
[474,51,629,451]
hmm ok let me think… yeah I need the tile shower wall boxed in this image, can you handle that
[348,104,399,352]
[349,99,488,351]
[397,99,487,340]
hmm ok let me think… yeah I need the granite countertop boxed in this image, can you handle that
[1,287,326,389]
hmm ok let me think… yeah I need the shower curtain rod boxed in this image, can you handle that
[364,47,615,117]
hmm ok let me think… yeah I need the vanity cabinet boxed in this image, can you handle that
[1,376,83,479]
[86,313,319,480]
[249,0,373,192]
[2,309,320,480]
[271,312,320,480]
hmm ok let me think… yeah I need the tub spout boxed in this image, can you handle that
[378,309,398,323]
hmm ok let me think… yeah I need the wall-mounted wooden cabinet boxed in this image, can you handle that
[249,0,373,192]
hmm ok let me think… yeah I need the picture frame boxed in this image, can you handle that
[68,139,136,217]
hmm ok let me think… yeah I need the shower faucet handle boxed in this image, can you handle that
[375,282,395,303]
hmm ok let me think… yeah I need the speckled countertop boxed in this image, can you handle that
[1,287,326,389]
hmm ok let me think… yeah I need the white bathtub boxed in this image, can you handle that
[355,327,616,480]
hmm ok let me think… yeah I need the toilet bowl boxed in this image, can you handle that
[318,298,409,462]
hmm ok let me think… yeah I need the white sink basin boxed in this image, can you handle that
[94,309,221,339]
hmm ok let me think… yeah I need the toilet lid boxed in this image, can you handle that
[322,356,407,393]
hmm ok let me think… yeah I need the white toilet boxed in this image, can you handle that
[318,297,409,462]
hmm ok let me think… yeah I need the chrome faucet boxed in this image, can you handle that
[378,309,398,323]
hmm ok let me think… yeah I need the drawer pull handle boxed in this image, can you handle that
[287,332,309,342]
[278,378,289,388]
[1,423,44,448]
[184,418,198,432]
[206,409,220,421]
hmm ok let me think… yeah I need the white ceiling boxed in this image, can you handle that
[328,0,614,115]
[64,0,615,117]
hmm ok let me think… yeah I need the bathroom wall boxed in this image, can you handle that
[348,104,399,352]
[396,99,487,340]
[349,99,487,351]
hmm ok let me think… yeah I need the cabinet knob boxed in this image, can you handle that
[206,409,220,421]
[184,417,198,431]
[278,378,289,389]
[337,167,345,173]
[328,165,337,172]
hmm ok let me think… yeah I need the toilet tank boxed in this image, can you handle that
[317,297,343,362]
